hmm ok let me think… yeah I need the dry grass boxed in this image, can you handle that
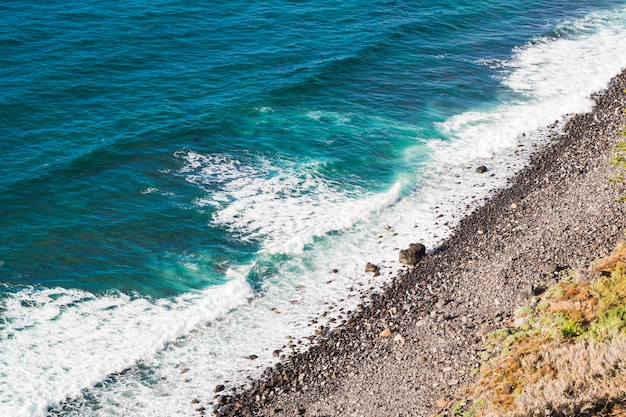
[594,243,626,273]
[509,337,626,417]
[440,242,626,417]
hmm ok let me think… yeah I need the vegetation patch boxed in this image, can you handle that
[441,243,626,417]
[611,139,626,180]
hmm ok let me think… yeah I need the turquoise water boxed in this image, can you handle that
[2,1,626,415]
[1,0,615,296]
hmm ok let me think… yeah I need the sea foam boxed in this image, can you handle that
[0,277,253,417]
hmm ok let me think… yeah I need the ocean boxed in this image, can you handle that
[2,1,626,415]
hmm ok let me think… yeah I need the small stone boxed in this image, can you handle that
[436,397,449,409]
[379,328,392,337]
[249,355,258,360]
[510,203,518,209]
[522,284,533,298]
[214,385,225,393]
[513,316,527,327]
[418,356,427,365]
[476,165,488,174]
[448,378,460,386]
[541,263,558,274]
[393,333,405,344]
[217,405,233,416]
[365,262,380,276]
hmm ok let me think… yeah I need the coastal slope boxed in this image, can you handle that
[214,69,626,417]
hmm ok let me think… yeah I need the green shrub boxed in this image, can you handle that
[595,263,626,311]
[561,319,585,338]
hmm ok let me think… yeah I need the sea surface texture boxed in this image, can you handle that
[3,1,626,415]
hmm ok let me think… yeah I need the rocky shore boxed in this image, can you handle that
[212,69,626,417]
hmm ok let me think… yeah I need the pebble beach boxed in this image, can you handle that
[214,69,626,417]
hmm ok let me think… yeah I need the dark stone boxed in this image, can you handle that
[217,404,233,416]
[476,165,488,173]
[399,243,426,266]
[249,355,258,360]
[365,262,380,276]
[215,384,225,393]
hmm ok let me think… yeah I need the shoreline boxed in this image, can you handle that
[213,69,626,417]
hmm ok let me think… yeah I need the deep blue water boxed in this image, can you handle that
[2,1,626,415]
[2,0,620,296]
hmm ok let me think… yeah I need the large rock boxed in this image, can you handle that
[399,243,426,266]
[365,262,380,276]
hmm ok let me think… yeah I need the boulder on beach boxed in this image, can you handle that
[365,262,380,276]
[399,243,426,266]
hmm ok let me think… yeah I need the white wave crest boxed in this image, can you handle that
[435,7,626,168]
[177,150,403,254]
[0,276,253,417]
